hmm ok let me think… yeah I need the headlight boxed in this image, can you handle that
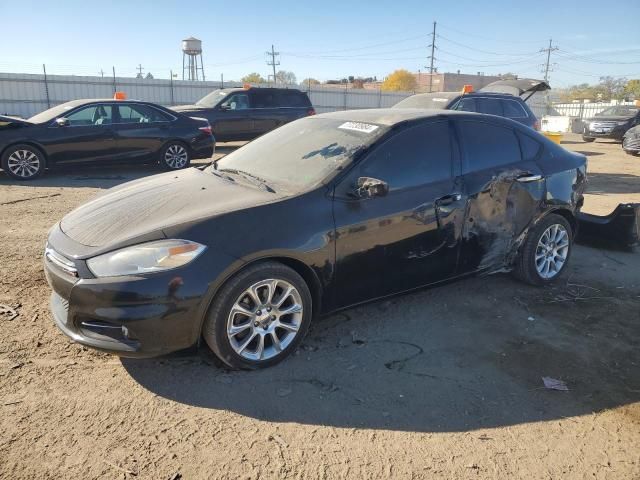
[87,239,206,277]
[617,121,630,126]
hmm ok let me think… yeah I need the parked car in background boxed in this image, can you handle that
[0,98,214,180]
[44,108,586,369]
[623,125,640,155]
[582,105,640,142]
[392,79,550,130]
[172,86,315,142]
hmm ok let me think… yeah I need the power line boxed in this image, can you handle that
[437,23,544,45]
[436,34,540,56]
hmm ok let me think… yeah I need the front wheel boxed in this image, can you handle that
[203,262,312,369]
[514,214,573,286]
[1,144,45,180]
[582,136,596,143]
[160,142,190,170]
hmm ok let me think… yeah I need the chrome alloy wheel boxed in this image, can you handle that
[535,224,570,279]
[164,144,188,169]
[226,279,303,361]
[7,149,40,178]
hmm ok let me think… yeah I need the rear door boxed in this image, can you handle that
[45,104,116,165]
[454,118,545,273]
[250,89,282,136]
[113,103,175,162]
[332,120,464,307]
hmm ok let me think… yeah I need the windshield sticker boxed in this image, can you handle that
[338,121,379,134]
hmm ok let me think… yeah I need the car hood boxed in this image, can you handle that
[587,115,635,122]
[60,167,281,249]
[171,104,206,112]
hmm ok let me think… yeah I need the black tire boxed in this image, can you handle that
[1,144,45,180]
[582,136,596,143]
[624,149,640,157]
[159,142,190,170]
[513,213,573,286]
[203,261,313,370]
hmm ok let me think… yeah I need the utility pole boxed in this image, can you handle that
[540,38,558,82]
[427,21,437,93]
[137,64,144,78]
[266,44,280,85]
[99,69,104,78]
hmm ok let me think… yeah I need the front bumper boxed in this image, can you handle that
[623,135,640,153]
[44,225,237,357]
[583,125,627,140]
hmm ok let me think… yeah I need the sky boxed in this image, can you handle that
[1,0,639,87]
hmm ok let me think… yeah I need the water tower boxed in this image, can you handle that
[182,37,205,81]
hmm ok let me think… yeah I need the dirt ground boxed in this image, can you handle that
[0,134,638,479]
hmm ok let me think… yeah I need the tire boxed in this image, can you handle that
[582,136,596,143]
[513,213,573,286]
[203,261,313,370]
[624,149,640,157]
[160,142,190,170]
[1,144,45,180]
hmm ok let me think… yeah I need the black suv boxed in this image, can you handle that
[172,87,315,142]
[582,104,640,142]
[393,78,549,131]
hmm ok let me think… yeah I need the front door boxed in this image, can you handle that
[454,118,545,273]
[332,120,464,308]
[213,92,253,140]
[46,104,116,165]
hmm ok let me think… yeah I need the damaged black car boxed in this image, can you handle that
[44,109,587,369]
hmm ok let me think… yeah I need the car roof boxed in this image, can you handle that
[316,108,483,126]
[219,87,305,94]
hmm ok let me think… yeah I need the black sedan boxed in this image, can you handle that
[1,99,214,180]
[44,109,587,369]
[582,104,639,142]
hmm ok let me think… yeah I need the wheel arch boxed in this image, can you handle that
[543,207,577,235]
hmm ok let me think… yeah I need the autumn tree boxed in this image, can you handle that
[624,79,640,99]
[276,70,297,85]
[242,72,266,84]
[381,69,417,92]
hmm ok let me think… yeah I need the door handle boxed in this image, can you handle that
[436,193,462,206]
[516,174,542,183]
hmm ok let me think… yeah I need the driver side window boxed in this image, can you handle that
[340,121,452,196]
[66,105,112,126]
[222,93,250,110]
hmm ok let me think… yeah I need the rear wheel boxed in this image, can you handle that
[1,144,45,180]
[514,214,573,286]
[582,136,596,143]
[203,262,312,369]
[160,142,190,170]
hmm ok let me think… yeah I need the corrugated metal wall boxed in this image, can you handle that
[0,72,414,118]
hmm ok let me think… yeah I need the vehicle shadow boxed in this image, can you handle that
[586,172,640,195]
[122,250,640,433]
[0,142,243,189]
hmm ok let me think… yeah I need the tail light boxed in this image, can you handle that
[307,107,316,116]
[533,119,541,131]
[199,125,212,135]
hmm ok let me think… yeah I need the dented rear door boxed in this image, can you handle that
[454,119,545,274]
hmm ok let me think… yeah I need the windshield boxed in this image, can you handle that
[195,89,230,108]
[213,117,388,190]
[596,105,639,117]
[28,101,82,123]
[394,93,457,109]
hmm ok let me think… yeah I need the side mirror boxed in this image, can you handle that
[356,177,389,198]
[55,117,69,127]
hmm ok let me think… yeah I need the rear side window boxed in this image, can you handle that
[477,98,504,116]
[517,131,542,160]
[504,100,529,119]
[358,121,452,191]
[277,91,311,107]
[251,90,277,108]
[118,104,171,123]
[458,120,521,173]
